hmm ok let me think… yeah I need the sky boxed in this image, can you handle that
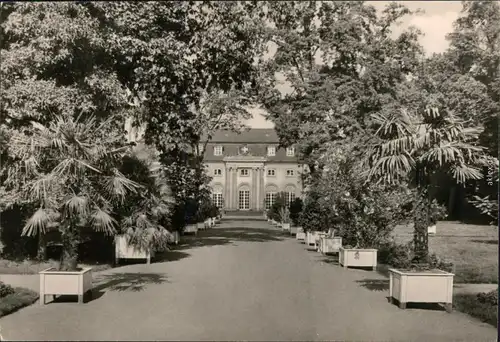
[244,1,464,129]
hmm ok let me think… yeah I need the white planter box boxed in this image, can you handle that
[167,231,180,245]
[427,225,437,235]
[277,222,282,228]
[39,267,93,305]
[290,226,297,235]
[389,268,454,312]
[339,248,377,270]
[115,235,155,264]
[306,231,321,246]
[296,227,305,241]
[282,223,290,231]
[318,237,342,255]
[185,224,198,235]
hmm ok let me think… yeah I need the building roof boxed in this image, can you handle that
[203,129,279,143]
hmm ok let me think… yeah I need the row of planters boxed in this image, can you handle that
[270,136,465,313]
[0,117,222,306]
[41,197,222,305]
[116,197,222,264]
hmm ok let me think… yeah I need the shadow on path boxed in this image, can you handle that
[356,279,389,292]
[48,273,168,304]
[93,272,169,292]
[176,227,288,251]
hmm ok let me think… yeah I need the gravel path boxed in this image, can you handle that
[0,219,497,341]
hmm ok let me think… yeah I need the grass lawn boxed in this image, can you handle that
[0,259,112,275]
[453,293,498,328]
[0,286,39,318]
[392,221,498,284]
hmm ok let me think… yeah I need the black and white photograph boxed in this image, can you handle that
[0,1,498,341]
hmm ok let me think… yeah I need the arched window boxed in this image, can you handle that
[284,185,296,208]
[212,184,224,208]
[265,184,278,210]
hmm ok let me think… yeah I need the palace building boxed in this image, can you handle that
[124,119,303,213]
[202,129,304,212]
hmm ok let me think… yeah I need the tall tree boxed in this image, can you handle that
[447,1,499,158]
[99,2,268,217]
[0,2,132,259]
[258,1,423,182]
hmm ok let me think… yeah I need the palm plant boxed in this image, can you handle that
[366,106,485,264]
[279,207,290,224]
[3,114,141,271]
[116,143,174,253]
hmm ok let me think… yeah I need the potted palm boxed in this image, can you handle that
[4,115,142,304]
[366,106,485,311]
[114,146,173,265]
[280,207,291,232]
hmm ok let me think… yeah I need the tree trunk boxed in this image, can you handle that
[37,232,47,261]
[413,189,430,265]
[59,224,79,271]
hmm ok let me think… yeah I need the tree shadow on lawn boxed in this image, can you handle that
[470,239,498,245]
[175,227,287,251]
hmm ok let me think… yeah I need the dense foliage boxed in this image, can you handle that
[289,198,304,227]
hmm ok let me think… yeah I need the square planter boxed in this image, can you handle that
[39,267,93,305]
[427,225,437,235]
[277,222,283,228]
[185,224,198,236]
[306,231,322,247]
[290,226,297,235]
[167,231,180,245]
[339,247,377,270]
[389,268,454,312]
[296,227,305,241]
[282,223,291,232]
[115,235,155,264]
[318,237,342,255]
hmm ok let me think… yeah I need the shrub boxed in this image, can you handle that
[377,241,413,268]
[377,241,455,272]
[289,198,303,226]
[209,204,220,218]
[0,282,15,298]
[269,192,287,222]
[0,286,39,318]
[477,289,498,306]
[454,291,498,327]
[298,194,328,232]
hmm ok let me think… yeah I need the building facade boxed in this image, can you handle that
[203,129,304,212]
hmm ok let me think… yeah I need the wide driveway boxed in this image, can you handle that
[0,219,497,341]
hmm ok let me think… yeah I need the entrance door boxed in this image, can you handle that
[238,190,250,210]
